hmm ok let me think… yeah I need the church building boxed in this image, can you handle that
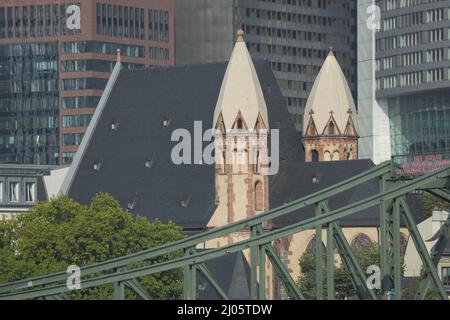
[59,31,421,299]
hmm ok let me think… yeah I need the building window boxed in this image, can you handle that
[351,233,372,251]
[311,150,319,162]
[0,181,3,203]
[25,182,36,203]
[442,267,450,286]
[9,182,19,203]
[328,122,335,135]
[254,181,263,211]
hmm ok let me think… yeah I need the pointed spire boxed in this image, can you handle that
[213,30,269,130]
[328,47,334,57]
[116,49,121,63]
[303,49,357,135]
[237,29,245,42]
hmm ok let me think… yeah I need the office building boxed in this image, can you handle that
[358,0,450,163]
[0,0,174,165]
[175,0,357,132]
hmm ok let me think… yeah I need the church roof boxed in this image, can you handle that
[213,31,269,129]
[62,61,421,232]
[63,60,303,230]
[271,160,423,228]
[303,51,357,135]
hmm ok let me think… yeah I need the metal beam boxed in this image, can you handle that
[250,226,258,300]
[3,165,450,300]
[399,198,448,300]
[414,212,450,299]
[259,237,305,300]
[124,279,152,300]
[196,263,229,300]
[393,199,402,300]
[326,223,334,300]
[0,162,393,294]
[183,248,197,300]
[315,202,325,300]
[332,225,377,300]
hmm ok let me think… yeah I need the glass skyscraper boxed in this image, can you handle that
[0,0,174,165]
[175,0,357,132]
[358,0,450,163]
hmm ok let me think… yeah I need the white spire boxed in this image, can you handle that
[303,50,357,135]
[213,30,269,130]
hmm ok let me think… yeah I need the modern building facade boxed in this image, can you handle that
[358,0,450,163]
[0,164,68,219]
[175,0,357,132]
[0,0,174,165]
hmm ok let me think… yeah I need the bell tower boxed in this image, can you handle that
[303,50,359,162]
[208,30,270,228]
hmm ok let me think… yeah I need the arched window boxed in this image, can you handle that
[237,118,243,129]
[305,235,326,263]
[254,181,263,211]
[311,150,319,162]
[328,122,335,135]
[324,151,331,161]
[346,149,353,160]
[351,233,372,251]
[332,151,340,161]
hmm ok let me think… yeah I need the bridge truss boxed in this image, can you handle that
[0,161,449,300]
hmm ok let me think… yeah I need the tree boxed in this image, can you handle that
[0,193,185,300]
[296,240,381,300]
[421,192,450,220]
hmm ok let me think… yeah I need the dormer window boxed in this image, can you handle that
[111,121,120,131]
[25,182,36,203]
[162,117,171,127]
[128,200,136,210]
[93,162,102,171]
[145,159,153,168]
[9,182,19,203]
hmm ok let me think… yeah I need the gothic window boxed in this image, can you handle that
[351,233,372,251]
[324,151,331,161]
[254,181,263,211]
[311,150,319,162]
[305,235,326,262]
[332,151,340,161]
[328,121,335,135]
[237,118,243,129]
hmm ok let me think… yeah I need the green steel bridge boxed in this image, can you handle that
[0,161,449,300]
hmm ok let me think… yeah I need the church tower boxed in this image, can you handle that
[303,50,358,162]
[207,30,270,228]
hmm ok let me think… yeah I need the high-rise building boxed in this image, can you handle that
[358,0,450,164]
[175,0,357,132]
[0,0,174,165]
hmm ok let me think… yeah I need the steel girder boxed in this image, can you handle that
[0,162,393,295]
[1,163,449,300]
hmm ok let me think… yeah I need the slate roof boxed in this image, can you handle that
[66,60,422,231]
[67,61,303,230]
[199,251,251,300]
[271,160,423,228]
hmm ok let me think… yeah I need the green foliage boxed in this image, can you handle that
[296,241,381,300]
[0,193,185,300]
[421,192,450,220]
